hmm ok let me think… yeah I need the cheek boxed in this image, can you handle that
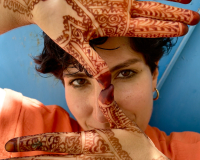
[115,82,152,112]
[65,89,92,120]
[114,75,153,130]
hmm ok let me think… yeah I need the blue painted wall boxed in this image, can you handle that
[0,25,70,117]
[150,18,200,135]
[0,0,200,134]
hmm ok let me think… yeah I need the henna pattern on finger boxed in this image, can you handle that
[7,132,82,154]
[125,18,188,38]
[131,1,199,26]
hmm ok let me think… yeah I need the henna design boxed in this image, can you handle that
[84,130,111,154]
[3,0,33,18]
[55,0,199,82]
[131,1,199,25]
[3,0,42,18]
[98,84,142,132]
[97,129,132,160]
[5,129,170,160]
[125,18,187,38]
[6,131,112,154]
[54,15,109,78]
[7,132,82,154]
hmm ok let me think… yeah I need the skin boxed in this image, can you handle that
[63,37,159,131]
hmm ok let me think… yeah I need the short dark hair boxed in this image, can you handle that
[33,33,175,82]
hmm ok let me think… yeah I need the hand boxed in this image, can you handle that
[2,0,200,79]
[4,84,170,160]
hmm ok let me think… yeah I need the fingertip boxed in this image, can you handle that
[179,0,192,4]
[99,84,114,105]
[190,11,200,25]
[5,139,17,152]
[180,24,189,36]
[168,0,191,4]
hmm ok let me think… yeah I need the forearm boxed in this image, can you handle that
[0,0,36,34]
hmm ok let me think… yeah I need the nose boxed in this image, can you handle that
[92,82,108,123]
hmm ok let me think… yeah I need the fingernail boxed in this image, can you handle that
[5,139,17,152]
[99,84,114,105]
[190,11,200,26]
[180,0,192,4]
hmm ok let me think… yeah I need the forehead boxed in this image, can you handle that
[94,37,145,68]
[65,37,145,73]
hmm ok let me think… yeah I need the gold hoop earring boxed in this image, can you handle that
[153,88,159,101]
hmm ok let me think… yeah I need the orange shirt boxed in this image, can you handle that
[0,89,200,159]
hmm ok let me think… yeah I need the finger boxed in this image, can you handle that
[2,154,117,160]
[124,18,188,37]
[2,154,77,160]
[5,130,112,155]
[167,0,191,4]
[5,132,82,154]
[131,1,200,25]
[98,84,142,132]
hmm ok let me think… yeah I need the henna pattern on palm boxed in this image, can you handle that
[131,1,198,25]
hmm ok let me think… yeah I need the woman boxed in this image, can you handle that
[0,0,200,159]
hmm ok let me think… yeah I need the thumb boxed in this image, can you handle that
[98,84,141,130]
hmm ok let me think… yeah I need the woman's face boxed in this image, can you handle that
[63,37,158,131]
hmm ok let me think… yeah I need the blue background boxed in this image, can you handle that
[0,0,200,135]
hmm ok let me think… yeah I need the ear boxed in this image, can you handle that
[152,61,159,92]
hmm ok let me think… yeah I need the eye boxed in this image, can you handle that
[69,78,88,87]
[116,70,136,79]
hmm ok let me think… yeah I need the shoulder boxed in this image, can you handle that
[146,125,200,159]
[0,89,81,158]
[1,88,81,134]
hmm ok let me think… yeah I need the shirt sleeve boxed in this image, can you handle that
[0,89,80,158]
[145,125,200,160]
[0,89,23,159]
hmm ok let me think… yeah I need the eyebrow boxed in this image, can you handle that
[63,72,92,78]
[63,58,142,78]
[109,58,142,73]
